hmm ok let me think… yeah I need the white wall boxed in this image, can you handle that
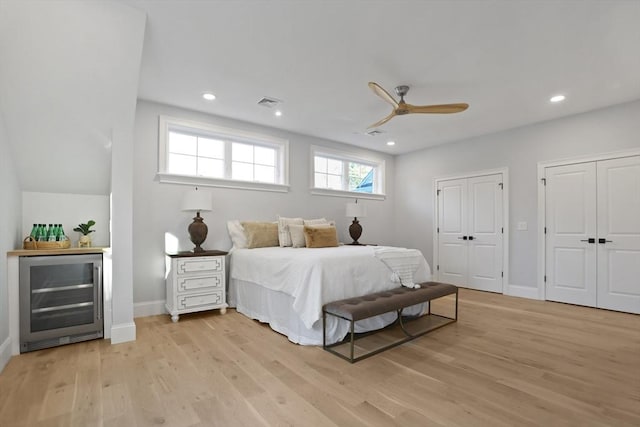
[0,111,22,371]
[133,100,396,307]
[394,99,640,294]
[22,192,110,247]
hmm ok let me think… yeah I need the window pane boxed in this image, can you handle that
[232,142,253,162]
[232,162,253,181]
[327,158,343,175]
[255,146,275,166]
[315,173,327,188]
[198,158,224,178]
[255,165,275,183]
[349,162,374,193]
[168,153,196,175]
[169,132,197,155]
[314,156,327,173]
[198,137,224,159]
[327,174,342,190]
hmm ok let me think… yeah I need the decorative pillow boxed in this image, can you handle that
[290,223,334,248]
[241,221,279,249]
[304,225,339,248]
[288,224,306,248]
[227,220,247,249]
[278,216,303,247]
[303,218,328,226]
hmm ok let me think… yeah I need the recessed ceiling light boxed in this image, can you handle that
[202,92,216,101]
[274,110,282,117]
[550,94,565,103]
[386,141,396,146]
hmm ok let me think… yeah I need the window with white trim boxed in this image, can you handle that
[311,146,385,197]
[158,116,289,191]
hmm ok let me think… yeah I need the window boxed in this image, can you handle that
[311,146,385,199]
[158,116,289,191]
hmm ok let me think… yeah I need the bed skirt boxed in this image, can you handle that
[229,278,425,345]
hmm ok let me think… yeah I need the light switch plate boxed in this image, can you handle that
[517,221,528,231]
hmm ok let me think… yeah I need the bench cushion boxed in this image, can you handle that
[323,281,457,322]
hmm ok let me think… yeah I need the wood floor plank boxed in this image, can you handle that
[0,289,639,426]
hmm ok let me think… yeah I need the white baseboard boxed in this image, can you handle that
[0,336,12,374]
[506,283,543,300]
[110,322,136,344]
[134,300,167,318]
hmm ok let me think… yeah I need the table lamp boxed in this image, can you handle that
[345,199,366,245]
[182,187,212,253]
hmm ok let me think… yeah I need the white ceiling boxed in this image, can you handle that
[2,1,640,196]
[126,0,640,154]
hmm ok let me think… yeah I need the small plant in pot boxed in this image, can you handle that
[74,220,96,248]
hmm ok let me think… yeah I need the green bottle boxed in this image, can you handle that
[30,224,38,239]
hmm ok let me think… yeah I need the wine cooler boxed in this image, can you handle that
[19,254,103,353]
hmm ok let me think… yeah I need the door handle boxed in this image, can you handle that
[457,236,468,240]
[580,238,596,244]
[598,238,613,244]
[468,236,475,241]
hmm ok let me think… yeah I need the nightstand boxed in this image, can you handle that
[165,250,228,322]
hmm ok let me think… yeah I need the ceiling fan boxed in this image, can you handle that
[367,82,469,129]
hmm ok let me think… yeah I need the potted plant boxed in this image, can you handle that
[74,220,96,247]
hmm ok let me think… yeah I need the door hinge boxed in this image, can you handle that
[541,178,546,186]
[437,265,440,271]
[498,182,503,189]
[501,227,504,234]
[437,189,441,196]
[501,271,504,277]
[544,275,547,282]
[544,227,547,234]
[437,227,440,233]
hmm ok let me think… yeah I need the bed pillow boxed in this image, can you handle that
[241,221,279,248]
[278,216,304,247]
[304,225,339,248]
[227,220,248,249]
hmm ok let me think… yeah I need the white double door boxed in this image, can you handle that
[436,173,504,293]
[545,156,640,314]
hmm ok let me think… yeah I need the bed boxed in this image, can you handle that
[228,245,432,345]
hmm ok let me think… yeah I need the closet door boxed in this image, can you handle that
[545,163,597,307]
[596,156,640,314]
[437,173,503,292]
[437,178,468,286]
[467,174,503,293]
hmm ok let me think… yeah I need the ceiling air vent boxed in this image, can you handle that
[366,129,385,136]
[257,97,282,108]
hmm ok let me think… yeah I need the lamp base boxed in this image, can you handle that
[349,218,362,245]
[188,212,208,253]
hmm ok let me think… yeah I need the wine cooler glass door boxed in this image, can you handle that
[19,254,103,352]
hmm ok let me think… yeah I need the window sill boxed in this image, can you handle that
[157,173,290,193]
[310,188,386,201]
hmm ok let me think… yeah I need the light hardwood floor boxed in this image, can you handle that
[1,289,639,427]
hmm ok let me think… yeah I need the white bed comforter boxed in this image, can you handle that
[230,245,431,329]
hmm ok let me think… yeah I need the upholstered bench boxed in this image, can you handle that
[322,282,458,362]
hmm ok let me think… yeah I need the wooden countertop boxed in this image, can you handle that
[7,247,111,257]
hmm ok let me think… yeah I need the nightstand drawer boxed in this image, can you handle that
[178,291,223,309]
[177,257,223,274]
[177,274,223,293]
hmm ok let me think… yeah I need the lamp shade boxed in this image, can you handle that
[182,188,212,212]
[346,202,366,218]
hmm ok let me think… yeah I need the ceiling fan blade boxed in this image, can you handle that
[368,82,399,108]
[367,111,396,129]
[406,103,469,114]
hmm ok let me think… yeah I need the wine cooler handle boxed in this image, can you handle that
[96,266,102,321]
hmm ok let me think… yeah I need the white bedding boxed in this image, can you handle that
[229,245,431,330]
